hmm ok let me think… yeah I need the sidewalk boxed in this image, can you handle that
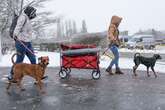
[0,67,165,110]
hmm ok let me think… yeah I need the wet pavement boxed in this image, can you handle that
[0,67,165,110]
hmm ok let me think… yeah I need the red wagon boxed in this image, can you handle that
[59,44,101,79]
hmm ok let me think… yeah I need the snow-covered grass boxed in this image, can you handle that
[119,47,165,54]
[0,51,164,73]
[100,56,165,73]
[0,51,60,67]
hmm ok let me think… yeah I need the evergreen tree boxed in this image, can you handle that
[81,19,87,33]
[72,20,77,34]
[61,22,65,37]
[68,20,73,36]
[65,21,69,37]
[56,18,62,37]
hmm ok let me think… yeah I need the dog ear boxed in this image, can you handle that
[154,54,161,59]
[41,57,43,62]
[46,56,49,60]
[38,57,42,63]
[157,54,162,59]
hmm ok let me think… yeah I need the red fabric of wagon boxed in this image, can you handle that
[62,55,99,69]
[61,44,96,51]
[61,44,99,69]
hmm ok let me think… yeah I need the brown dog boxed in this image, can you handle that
[6,53,49,94]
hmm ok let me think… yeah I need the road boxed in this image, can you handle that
[0,67,165,110]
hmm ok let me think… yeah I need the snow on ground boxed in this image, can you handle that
[0,51,60,67]
[0,51,165,73]
[100,56,165,73]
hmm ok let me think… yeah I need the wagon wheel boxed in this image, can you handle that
[59,68,71,79]
[62,68,71,75]
[65,68,71,74]
[92,70,101,80]
[59,70,68,79]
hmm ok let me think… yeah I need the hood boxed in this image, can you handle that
[24,6,37,19]
[111,15,122,27]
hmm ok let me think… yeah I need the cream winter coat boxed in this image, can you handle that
[14,12,33,42]
[107,15,122,46]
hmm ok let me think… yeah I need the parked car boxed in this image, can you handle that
[126,35,156,49]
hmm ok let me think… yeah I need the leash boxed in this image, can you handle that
[16,38,37,57]
[15,38,49,80]
[102,47,114,59]
[102,47,109,55]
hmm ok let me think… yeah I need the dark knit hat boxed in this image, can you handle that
[24,6,36,19]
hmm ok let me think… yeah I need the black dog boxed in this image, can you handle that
[133,53,162,78]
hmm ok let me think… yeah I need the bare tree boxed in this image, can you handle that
[0,0,61,39]
[0,0,13,35]
[0,0,61,54]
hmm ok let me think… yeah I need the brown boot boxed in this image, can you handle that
[115,67,124,74]
[106,68,114,75]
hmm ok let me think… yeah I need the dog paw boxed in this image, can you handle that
[6,91,11,96]
[6,87,9,90]
[41,91,46,94]
[21,88,26,91]
[134,73,137,77]
[34,82,37,85]
[132,74,138,79]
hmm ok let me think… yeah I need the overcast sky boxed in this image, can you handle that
[43,0,165,34]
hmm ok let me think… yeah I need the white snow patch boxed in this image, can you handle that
[0,51,165,73]
[100,56,165,73]
[0,51,60,67]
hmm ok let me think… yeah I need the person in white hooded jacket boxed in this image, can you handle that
[8,6,37,80]
[14,10,34,42]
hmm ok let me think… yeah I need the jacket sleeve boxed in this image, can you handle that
[107,25,116,42]
[13,15,26,37]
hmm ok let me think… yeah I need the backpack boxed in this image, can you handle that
[9,12,27,38]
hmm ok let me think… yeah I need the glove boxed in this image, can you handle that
[13,36,18,41]
[108,43,112,48]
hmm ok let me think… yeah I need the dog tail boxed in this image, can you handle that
[134,53,141,59]
[11,53,21,65]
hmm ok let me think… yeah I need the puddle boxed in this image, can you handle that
[43,96,59,106]
[61,84,68,87]
[1,77,7,81]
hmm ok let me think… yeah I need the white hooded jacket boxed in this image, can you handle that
[14,12,33,42]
